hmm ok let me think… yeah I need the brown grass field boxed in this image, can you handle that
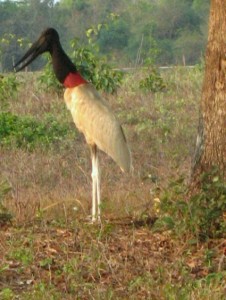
[0,68,225,299]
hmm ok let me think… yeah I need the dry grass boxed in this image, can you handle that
[1,67,225,299]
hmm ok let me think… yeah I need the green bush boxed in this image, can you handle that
[0,180,12,224]
[154,168,226,241]
[139,68,166,93]
[0,112,76,150]
[70,39,123,93]
[0,74,19,109]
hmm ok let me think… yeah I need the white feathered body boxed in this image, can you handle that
[64,83,132,173]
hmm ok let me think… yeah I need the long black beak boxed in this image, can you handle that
[13,39,45,72]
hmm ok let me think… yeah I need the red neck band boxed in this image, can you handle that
[63,72,87,88]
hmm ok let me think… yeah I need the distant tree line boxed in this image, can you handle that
[0,0,210,71]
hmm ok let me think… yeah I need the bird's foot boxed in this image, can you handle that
[92,215,101,224]
[85,215,101,224]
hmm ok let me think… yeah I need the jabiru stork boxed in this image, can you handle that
[14,28,132,222]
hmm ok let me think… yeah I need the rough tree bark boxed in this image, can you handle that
[191,0,226,187]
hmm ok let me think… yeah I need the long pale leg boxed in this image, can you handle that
[95,152,101,221]
[91,145,97,222]
[91,145,101,222]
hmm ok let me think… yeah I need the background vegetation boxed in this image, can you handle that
[0,0,210,71]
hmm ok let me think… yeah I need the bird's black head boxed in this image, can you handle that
[14,28,60,72]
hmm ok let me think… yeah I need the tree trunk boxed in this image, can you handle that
[191,0,226,187]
